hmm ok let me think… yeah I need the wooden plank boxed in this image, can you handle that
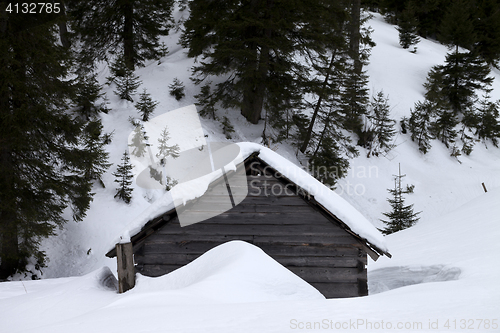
[136,251,365,268]
[140,240,234,255]
[253,234,360,245]
[139,240,362,257]
[155,213,343,229]
[258,243,361,257]
[287,267,365,283]
[116,242,135,293]
[155,224,355,237]
[186,210,333,223]
[309,282,360,298]
[138,264,180,277]
[147,231,258,240]
[180,202,315,213]
[135,253,202,266]
[147,232,362,248]
[199,195,307,206]
[274,256,364,268]
[262,243,363,257]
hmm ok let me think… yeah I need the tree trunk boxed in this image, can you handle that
[312,110,332,157]
[0,210,19,279]
[300,52,337,153]
[241,0,271,124]
[241,38,270,124]
[123,0,134,70]
[349,0,362,74]
[241,76,266,124]
[58,2,70,48]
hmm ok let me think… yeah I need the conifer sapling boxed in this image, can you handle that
[169,77,185,101]
[109,59,142,102]
[380,165,420,235]
[155,126,180,190]
[113,151,134,203]
[129,125,148,158]
[135,89,159,121]
[222,116,235,139]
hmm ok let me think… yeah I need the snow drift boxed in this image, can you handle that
[131,240,325,303]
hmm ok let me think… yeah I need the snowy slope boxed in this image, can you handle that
[339,13,500,230]
[33,11,499,280]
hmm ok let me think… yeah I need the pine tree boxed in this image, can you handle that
[341,66,370,137]
[307,104,358,187]
[408,100,435,154]
[169,78,185,101]
[129,125,148,157]
[308,136,351,188]
[181,0,343,124]
[135,89,158,121]
[82,120,113,188]
[69,0,174,70]
[396,9,420,50]
[429,108,459,149]
[74,71,109,120]
[156,126,180,163]
[475,96,500,147]
[222,116,235,139]
[380,165,420,235]
[194,83,217,120]
[425,52,493,116]
[0,10,98,278]
[363,91,396,156]
[473,0,500,68]
[113,151,134,204]
[155,126,180,191]
[110,59,142,102]
[439,0,476,52]
[342,8,374,138]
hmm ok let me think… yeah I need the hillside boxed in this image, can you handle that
[0,10,499,333]
[29,12,500,279]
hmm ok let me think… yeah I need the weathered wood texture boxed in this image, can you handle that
[116,242,135,293]
[135,167,368,298]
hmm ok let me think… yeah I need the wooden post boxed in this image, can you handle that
[482,182,487,193]
[116,242,135,293]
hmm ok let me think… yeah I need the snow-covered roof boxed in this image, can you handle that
[109,142,389,255]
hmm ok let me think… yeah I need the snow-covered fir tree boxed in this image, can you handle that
[363,91,396,156]
[380,165,420,235]
[155,126,180,190]
[113,151,134,204]
[222,116,235,139]
[108,59,142,102]
[169,78,185,101]
[156,126,180,163]
[194,82,217,119]
[82,120,112,188]
[135,89,158,121]
[474,95,500,147]
[129,125,148,158]
[396,9,420,50]
[408,100,435,154]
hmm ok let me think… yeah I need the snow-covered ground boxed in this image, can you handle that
[1,11,499,333]
[1,188,499,332]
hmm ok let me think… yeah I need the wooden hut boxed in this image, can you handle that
[106,144,390,297]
